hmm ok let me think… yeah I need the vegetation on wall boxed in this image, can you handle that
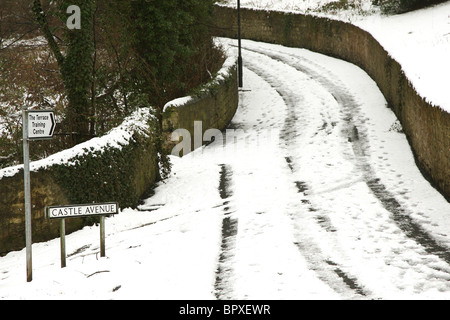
[50,137,149,209]
[32,0,96,146]
[47,109,159,209]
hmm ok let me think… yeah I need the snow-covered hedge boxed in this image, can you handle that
[0,108,159,254]
[48,108,159,208]
[0,107,159,207]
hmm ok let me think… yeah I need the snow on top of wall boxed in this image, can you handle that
[216,0,378,16]
[0,43,238,179]
[0,107,154,180]
[355,4,450,113]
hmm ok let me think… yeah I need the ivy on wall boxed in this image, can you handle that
[47,114,159,209]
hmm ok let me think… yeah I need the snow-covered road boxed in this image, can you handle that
[1,39,449,300]
[207,39,450,299]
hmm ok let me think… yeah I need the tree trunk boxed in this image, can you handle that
[33,0,95,146]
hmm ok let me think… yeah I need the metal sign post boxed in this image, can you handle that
[22,108,55,282]
[237,0,243,88]
[22,107,32,282]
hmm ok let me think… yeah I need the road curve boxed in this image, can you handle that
[209,39,450,299]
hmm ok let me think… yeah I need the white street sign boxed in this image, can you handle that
[46,202,119,265]
[27,110,55,140]
[47,202,119,219]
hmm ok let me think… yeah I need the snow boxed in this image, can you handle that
[219,0,450,112]
[0,36,47,50]
[1,39,449,300]
[0,107,154,180]
[355,4,450,112]
[218,0,364,12]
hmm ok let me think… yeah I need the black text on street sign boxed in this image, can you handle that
[47,203,118,219]
[28,110,56,140]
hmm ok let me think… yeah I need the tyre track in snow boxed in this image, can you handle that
[214,164,238,300]
[243,52,370,299]
[256,46,450,266]
[239,41,450,297]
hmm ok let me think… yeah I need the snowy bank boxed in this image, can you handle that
[354,3,450,113]
[218,0,450,113]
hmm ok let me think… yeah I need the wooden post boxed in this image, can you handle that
[60,219,66,268]
[100,216,105,257]
[46,203,118,267]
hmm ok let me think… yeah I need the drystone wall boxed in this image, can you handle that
[0,59,239,255]
[162,62,239,155]
[0,110,159,255]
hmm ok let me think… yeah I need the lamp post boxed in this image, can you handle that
[237,0,243,88]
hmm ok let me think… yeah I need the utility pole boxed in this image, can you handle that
[238,0,243,88]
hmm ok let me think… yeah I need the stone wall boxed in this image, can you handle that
[0,170,82,255]
[0,59,239,256]
[162,61,239,155]
[0,111,159,255]
[0,160,158,256]
[212,5,449,200]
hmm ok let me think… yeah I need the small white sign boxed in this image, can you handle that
[28,110,56,140]
[47,203,119,219]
